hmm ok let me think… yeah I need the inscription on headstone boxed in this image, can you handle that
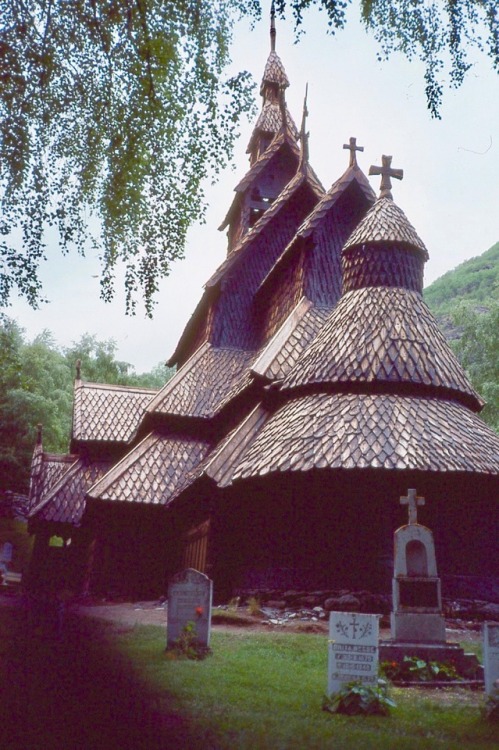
[167,568,212,649]
[328,612,380,696]
[483,622,499,696]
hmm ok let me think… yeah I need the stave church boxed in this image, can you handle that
[27,11,499,601]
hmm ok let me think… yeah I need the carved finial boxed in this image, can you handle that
[278,86,287,131]
[299,83,309,167]
[343,137,364,168]
[400,489,425,525]
[369,154,403,199]
[270,0,276,52]
[36,424,43,445]
[75,359,81,380]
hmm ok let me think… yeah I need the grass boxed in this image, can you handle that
[117,626,497,750]
[0,604,496,750]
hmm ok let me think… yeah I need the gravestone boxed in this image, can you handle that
[1,542,13,564]
[167,568,212,649]
[380,490,471,674]
[483,623,499,696]
[328,612,380,696]
[391,489,445,643]
[0,541,13,575]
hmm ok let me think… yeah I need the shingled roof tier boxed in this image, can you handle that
[279,287,482,410]
[87,431,210,507]
[251,298,330,381]
[343,197,428,258]
[227,393,499,482]
[29,451,77,514]
[72,381,157,445]
[207,166,324,289]
[219,128,300,233]
[146,344,255,420]
[255,162,376,298]
[30,457,111,525]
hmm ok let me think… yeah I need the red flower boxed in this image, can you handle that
[195,606,203,617]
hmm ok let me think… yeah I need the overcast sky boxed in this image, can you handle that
[7,7,499,373]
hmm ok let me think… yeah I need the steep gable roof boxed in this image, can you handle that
[87,431,210,507]
[146,343,255,420]
[29,457,111,526]
[71,381,157,446]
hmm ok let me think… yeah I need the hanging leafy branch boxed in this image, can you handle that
[272,1,498,118]
[0,1,256,315]
[0,2,497,314]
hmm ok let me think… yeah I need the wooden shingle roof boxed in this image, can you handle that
[29,457,111,526]
[255,163,375,296]
[281,287,483,410]
[87,431,210,507]
[72,381,157,445]
[146,343,255,420]
[219,128,300,232]
[28,450,77,513]
[344,197,428,258]
[251,298,330,381]
[207,165,324,290]
[228,393,499,482]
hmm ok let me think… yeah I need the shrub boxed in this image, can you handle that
[380,656,461,682]
[323,679,396,716]
[165,621,211,661]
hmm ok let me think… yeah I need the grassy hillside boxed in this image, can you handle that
[424,241,499,432]
[424,241,499,318]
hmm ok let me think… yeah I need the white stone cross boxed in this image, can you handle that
[400,488,425,525]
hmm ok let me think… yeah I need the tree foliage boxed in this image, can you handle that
[0,316,170,493]
[0,0,255,314]
[0,2,497,313]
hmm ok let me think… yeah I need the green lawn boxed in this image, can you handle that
[117,625,496,750]
[0,608,496,750]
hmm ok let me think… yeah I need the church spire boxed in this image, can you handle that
[270,0,276,52]
[246,5,299,163]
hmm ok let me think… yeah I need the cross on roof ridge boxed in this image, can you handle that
[369,154,403,199]
[343,137,364,168]
[400,488,425,525]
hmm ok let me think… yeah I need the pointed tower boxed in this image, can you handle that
[220,5,302,253]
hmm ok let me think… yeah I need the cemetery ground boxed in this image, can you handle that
[0,596,497,749]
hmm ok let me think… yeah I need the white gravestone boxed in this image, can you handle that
[1,542,13,564]
[328,612,380,696]
[483,622,499,696]
[167,568,212,649]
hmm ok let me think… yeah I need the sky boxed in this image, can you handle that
[7,6,499,373]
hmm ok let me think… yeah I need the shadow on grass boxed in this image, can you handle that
[0,598,215,750]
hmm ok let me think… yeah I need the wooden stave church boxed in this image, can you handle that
[27,15,499,601]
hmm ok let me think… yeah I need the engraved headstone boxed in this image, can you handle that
[328,612,380,696]
[483,622,499,696]
[167,568,212,649]
[1,542,13,564]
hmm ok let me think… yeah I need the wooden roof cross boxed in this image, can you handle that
[400,488,425,525]
[343,137,364,167]
[369,154,403,199]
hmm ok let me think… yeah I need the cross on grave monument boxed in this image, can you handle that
[343,137,364,168]
[369,154,403,199]
[400,489,425,525]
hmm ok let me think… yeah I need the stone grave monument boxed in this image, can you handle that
[380,490,475,674]
[167,568,213,649]
[328,611,380,696]
[483,623,499,696]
